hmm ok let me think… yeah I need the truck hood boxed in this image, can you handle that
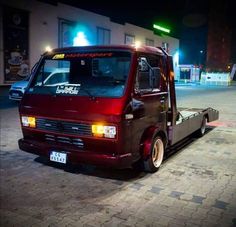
[20,94,126,123]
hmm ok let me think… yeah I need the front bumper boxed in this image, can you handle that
[18,138,133,168]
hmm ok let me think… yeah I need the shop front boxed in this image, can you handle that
[3,6,30,83]
[179,65,200,83]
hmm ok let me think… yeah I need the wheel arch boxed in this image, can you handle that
[140,126,168,160]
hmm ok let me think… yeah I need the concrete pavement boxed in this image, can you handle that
[0,85,236,227]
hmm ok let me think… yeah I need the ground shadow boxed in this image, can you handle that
[0,87,19,109]
[0,99,19,109]
[34,126,215,182]
[34,156,146,182]
[164,126,215,161]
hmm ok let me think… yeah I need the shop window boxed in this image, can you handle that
[3,6,30,82]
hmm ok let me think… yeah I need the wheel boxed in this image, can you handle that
[143,136,164,173]
[196,116,207,137]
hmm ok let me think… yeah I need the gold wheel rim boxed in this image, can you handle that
[152,138,164,168]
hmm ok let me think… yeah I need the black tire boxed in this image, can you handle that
[196,116,207,137]
[143,136,164,173]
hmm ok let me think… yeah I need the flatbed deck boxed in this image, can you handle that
[168,107,219,145]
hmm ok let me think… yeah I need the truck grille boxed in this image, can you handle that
[45,134,84,148]
[36,118,92,136]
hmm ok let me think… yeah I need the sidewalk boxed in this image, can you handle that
[175,81,200,86]
[175,80,236,87]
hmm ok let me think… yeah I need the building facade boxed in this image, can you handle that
[0,0,179,85]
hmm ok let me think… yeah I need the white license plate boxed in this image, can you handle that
[50,151,67,164]
[12,93,19,97]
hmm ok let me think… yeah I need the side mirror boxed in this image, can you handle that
[139,57,149,72]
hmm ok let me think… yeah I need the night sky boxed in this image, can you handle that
[58,0,234,37]
[45,0,235,63]
[60,0,187,38]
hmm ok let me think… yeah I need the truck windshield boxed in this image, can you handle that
[28,51,131,98]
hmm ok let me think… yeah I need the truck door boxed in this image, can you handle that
[131,54,168,160]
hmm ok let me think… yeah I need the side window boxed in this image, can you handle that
[135,55,161,92]
[136,57,150,90]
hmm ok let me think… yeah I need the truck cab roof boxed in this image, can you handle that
[44,45,165,56]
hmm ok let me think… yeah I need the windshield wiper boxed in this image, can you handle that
[79,87,96,100]
[111,79,126,85]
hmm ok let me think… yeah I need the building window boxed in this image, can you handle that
[97,27,111,45]
[58,18,76,48]
[125,34,135,45]
[146,38,154,46]
[162,42,169,53]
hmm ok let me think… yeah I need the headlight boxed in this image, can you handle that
[92,124,116,138]
[21,116,36,128]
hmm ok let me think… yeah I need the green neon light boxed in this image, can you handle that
[153,24,170,33]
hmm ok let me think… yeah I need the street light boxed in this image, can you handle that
[199,50,204,66]
[73,31,90,46]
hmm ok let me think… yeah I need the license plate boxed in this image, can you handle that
[12,93,19,97]
[50,151,67,164]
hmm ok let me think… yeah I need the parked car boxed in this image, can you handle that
[9,67,69,101]
[34,68,69,87]
[9,77,30,101]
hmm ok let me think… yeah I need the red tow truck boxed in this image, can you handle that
[19,45,219,172]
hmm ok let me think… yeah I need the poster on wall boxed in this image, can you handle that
[3,7,29,83]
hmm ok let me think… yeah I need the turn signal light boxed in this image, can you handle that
[92,124,116,138]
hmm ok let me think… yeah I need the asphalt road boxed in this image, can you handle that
[0,85,236,227]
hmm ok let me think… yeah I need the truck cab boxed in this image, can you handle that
[19,45,218,172]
